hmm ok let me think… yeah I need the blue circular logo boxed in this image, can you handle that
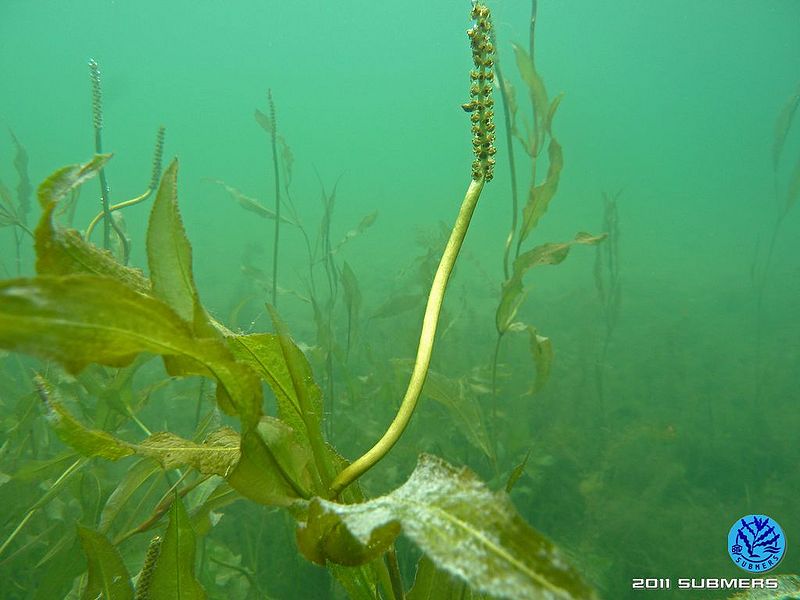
[728,514,785,572]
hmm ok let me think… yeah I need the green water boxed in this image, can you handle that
[1,0,799,598]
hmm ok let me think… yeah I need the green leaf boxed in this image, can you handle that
[370,292,424,320]
[36,154,112,209]
[301,454,598,600]
[266,305,337,488]
[226,330,346,495]
[208,178,293,223]
[190,483,239,536]
[332,211,378,255]
[147,159,214,336]
[30,157,149,291]
[149,497,206,600]
[519,138,563,247]
[37,375,243,481]
[35,195,151,294]
[33,533,86,600]
[393,359,493,461]
[543,93,564,137]
[9,129,32,220]
[297,497,401,566]
[505,450,531,494]
[496,232,606,334]
[0,274,262,429]
[254,108,274,134]
[772,83,800,169]
[785,153,800,216]
[328,563,381,600]
[408,555,488,600]
[78,526,133,600]
[0,180,19,226]
[226,333,306,434]
[523,324,552,395]
[99,458,162,533]
[341,260,362,357]
[135,428,240,477]
[35,375,133,461]
[512,42,548,149]
[225,421,309,507]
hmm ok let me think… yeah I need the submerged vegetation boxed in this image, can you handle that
[0,4,600,598]
[1,2,798,600]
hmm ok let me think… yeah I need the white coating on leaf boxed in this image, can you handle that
[317,454,596,600]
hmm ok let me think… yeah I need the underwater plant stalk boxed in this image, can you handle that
[268,90,281,307]
[329,179,486,497]
[88,59,129,262]
[385,547,405,600]
[84,126,165,241]
[329,1,496,497]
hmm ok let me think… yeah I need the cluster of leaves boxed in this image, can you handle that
[0,154,597,598]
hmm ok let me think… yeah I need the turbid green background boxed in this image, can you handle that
[1,1,799,598]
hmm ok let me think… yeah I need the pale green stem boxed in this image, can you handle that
[329,177,485,497]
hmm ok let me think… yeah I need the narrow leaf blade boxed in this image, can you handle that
[149,497,206,600]
[78,526,134,600]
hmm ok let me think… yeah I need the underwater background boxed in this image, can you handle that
[1,0,799,598]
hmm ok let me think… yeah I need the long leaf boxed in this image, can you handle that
[149,497,206,600]
[519,138,563,247]
[9,129,32,220]
[520,324,552,395]
[299,454,598,600]
[99,458,162,533]
[36,375,133,461]
[408,555,488,600]
[135,428,240,477]
[34,155,150,291]
[0,274,262,428]
[512,43,548,123]
[497,232,606,334]
[78,526,133,600]
[772,84,800,169]
[37,154,112,209]
[785,154,800,216]
[147,159,213,336]
[393,359,493,461]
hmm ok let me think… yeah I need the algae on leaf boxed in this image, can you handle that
[299,454,597,600]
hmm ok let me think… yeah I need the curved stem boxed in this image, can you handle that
[85,188,152,241]
[329,177,485,497]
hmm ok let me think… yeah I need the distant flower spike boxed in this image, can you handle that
[467,2,496,182]
[88,58,103,131]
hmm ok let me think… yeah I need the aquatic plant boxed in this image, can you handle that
[489,0,604,447]
[593,190,622,421]
[84,58,165,264]
[752,81,800,402]
[0,129,33,275]
[0,3,599,598]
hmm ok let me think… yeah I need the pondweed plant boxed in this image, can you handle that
[0,4,599,599]
[593,191,622,424]
[83,58,166,264]
[0,130,33,275]
[489,1,604,448]
[751,81,799,403]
